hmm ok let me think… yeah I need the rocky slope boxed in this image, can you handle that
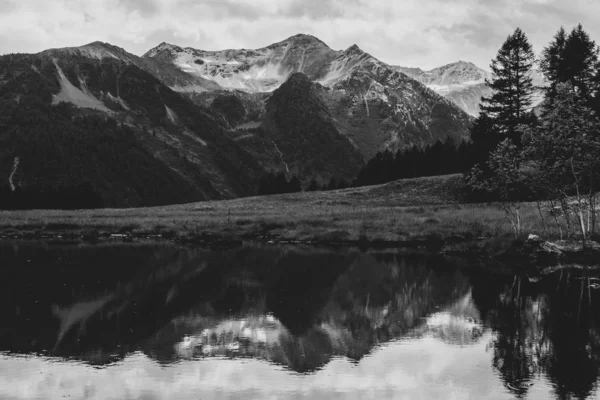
[317,46,471,158]
[395,62,492,116]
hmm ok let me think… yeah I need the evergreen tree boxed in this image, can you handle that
[469,112,503,165]
[563,24,599,102]
[288,176,301,193]
[307,179,319,192]
[540,27,568,99]
[540,25,599,106]
[274,172,289,194]
[338,179,350,190]
[481,28,536,144]
[326,177,338,191]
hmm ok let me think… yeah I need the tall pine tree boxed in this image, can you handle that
[564,24,598,101]
[540,27,568,100]
[481,27,536,145]
[540,24,599,106]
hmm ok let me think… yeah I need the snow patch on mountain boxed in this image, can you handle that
[105,91,130,110]
[182,128,208,146]
[51,60,109,112]
[175,49,286,92]
[165,105,178,124]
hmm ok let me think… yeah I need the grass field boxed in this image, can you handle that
[0,174,566,245]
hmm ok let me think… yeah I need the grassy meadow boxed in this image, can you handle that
[0,174,568,247]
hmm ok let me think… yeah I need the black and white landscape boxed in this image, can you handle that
[1,1,600,399]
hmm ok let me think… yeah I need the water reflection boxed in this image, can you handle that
[471,269,600,399]
[0,241,598,399]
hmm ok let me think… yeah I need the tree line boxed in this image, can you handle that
[353,138,475,187]
[257,171,352,195]
[257,137,476,194]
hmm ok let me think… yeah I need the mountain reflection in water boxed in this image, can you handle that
[0,242,598,399]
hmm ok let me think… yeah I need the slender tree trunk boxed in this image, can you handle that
[536,201,549,237]
[590,173,596,235]
[570,158,587,245]
[516,205,521,238]
[560,197,572,235]
[503,204,519,239]
[550,198,564,240]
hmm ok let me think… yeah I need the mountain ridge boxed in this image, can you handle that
[141,36,472,159]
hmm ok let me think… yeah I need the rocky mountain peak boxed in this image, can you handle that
[344,44,364,55]
[143,42,183,58]
[284,72,312,85]
[40,41,134,63]
[275,33,329,48]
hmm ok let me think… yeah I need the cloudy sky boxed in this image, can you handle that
[1,0,599,70]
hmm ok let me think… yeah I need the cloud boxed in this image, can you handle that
[117,0,161,17]
[174,0,265,20]
[0,0,599,69]
[282,0,351,20]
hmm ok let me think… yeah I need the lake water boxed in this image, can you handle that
[0,241,599,400]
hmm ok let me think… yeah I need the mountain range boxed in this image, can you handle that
[0,34,479,208]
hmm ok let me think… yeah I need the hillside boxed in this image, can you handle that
[0,49,265,208]
[260,73,365,184]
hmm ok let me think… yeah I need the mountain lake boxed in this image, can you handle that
[0,241,599,400]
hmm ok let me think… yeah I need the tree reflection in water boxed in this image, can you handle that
[471,269,600,399]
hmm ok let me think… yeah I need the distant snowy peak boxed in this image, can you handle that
[394,61,492,116]
[143,34,340,93]
[395,61,545,116]
[396,61,490,87]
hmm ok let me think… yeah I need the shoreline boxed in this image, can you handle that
[2,221,599,273]
[1,175,599,269]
